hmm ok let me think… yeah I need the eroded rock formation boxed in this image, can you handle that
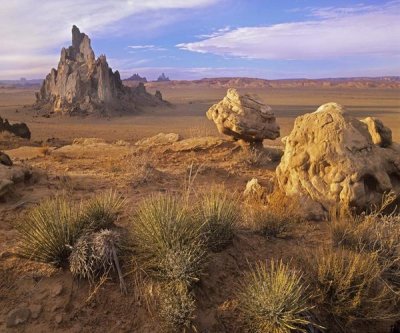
[206,88,280,146]
[0,117,31,139]
[276,102,400,217]
[35,26,162,115]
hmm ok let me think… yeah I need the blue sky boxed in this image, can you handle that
[1,0,399,80]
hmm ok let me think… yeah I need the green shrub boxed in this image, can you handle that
[306,249,396,330]
[197,188,240,251]
[130,194,206,286]
[17,196,82,266]
[238,260,317,333]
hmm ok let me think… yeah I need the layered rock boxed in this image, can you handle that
[35,26,162,115]
[0,117,31,139]
[206,88,280,145]
[276,102,400,217]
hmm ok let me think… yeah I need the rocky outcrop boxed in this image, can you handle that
[35,26,162,115]
[361,117,392,147]
[125,73,147,82]
[0,117,31,139]
[135,133,181,146]
[206,88,280,145]
[156,73,170,82]
[276,102,400,217]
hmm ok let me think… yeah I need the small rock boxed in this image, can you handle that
[55,314,63,324]
[30,304,42,319]
[0,152,12,166]
[6,308,31,327]
[51,282,63,297]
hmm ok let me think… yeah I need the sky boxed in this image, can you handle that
[0,0,399,80]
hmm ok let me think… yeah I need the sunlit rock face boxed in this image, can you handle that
[206,88,280,144]
[276,102,400,218]
[36,26,161,115]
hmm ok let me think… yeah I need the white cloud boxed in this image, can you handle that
[177,2,400,60]
[0,0,218,79]
[128,45,167,51]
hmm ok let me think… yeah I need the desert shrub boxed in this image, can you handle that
[238,260,318,333]
[70,229,119,281]
[249,190,303,238]
[130,194,207,286]
[330,194,400,290]
[17,196,83,266]
[79,190,126,231]
[236,147,271,167]
[306,249,396,331]
[196,188,240,251]
[159,281,196,333]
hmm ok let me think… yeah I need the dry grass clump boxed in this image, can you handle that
[17,196,82,266]
[70,230,119,281]
[125,151,158,185]
[306,249,396,331]
[196,187,240,251]
[130,194,207,286]
[238,260,318,333]
[17,191,125,269]
[236,147,271,167]
[79,190,126,231]
[158,281,196,333]
[249,190,303,238]
[330,193,400,289]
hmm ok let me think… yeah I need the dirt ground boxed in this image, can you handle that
[0,84,399,332]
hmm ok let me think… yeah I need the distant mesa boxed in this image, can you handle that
[35,25,163,115]
[156,73,170,82]
[125,73,147,83]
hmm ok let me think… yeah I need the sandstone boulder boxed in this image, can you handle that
[361,117,392,147]
[243,178,269,202]
[35,26,163,115]
[276,102,400,217]
[206,88,280,145]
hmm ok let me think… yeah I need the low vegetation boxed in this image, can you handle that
[196,187,240,251]
[249,190,303,238]
[17,191,125,269]
[238,260,318,333]
[305,248,396,331]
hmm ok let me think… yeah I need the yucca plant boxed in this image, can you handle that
[17,196,83,267]
[196,188,240,251]
[238,260,318,333]
[79,190,126,231]
[130,194,206,286]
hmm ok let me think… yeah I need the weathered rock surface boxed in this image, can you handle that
[0,163,32,199]
[135,133,181,146]
[276,102,400,217]
[243,178,269,202]
[206,88,280,144]
[361,117,392,147]
[35,26,163,115]
[0,117,31,139]
[6,307,31,327]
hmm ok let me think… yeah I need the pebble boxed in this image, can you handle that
[6,307,31,327]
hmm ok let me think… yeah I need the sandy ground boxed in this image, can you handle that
[0,84,399,332]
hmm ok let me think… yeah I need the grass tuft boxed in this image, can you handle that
[196,187,240,251]
[17,196,82,266]
[238,260,318,333]
[79,190,126,231]
[249,190,303,238]
[306,249,396,331]
[130,194,206,286]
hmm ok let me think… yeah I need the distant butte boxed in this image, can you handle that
[35,25,163,115]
